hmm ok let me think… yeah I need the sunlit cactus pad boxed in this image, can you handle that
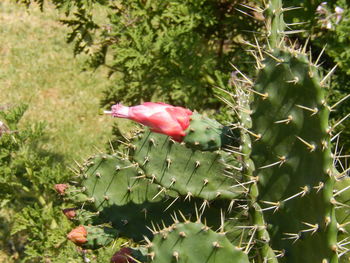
[132,130,245,201]
[251,48,337,262]
[78,154,177,240]
[75,153,234,241]
[148,221,249,263]
[183,112,239,151]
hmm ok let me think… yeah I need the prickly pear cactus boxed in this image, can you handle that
[242,0,342,262]
[250,48,337,262]
[183,112,239,151]
[64,151,236,241]
[132,130,245,201]
[148,221,249,263]
[58,129,248,261]
[55,0,350,262]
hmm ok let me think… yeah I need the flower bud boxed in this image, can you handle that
[62,208,77,219]
[67,226,87,245]
[111,248,134,263]
[54,184,68,195]
[106,102,193,142]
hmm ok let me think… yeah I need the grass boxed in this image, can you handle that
[0,1,118,262]
[0,0,115,162]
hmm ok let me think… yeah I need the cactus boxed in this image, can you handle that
[183,112,239,151]
[56,0,350,262]
[250,48,337,262]
[61,148,242,243]
[148,221,249,263]
[67,225,118,249]
[333,177,350,262]
[132,130,245,201]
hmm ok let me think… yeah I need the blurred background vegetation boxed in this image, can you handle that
[1,0,350,262]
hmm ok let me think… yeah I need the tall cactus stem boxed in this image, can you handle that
[265,0,285,48]
[235,85,278,263]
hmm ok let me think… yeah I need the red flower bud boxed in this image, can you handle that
[111,248,134,263]
[106,102,192,142]
[54,184,68,195]
[67,226,87,246]
[62,208,77,219]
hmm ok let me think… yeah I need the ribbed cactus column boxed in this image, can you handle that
[250,48,338,262]
[264,0,285,47]
[243,1,339,261]
[235,85,278,262]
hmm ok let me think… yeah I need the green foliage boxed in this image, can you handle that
[10,204,75,262]
[0,105,77,262]
[26,0,259,112]
[0,105,64,204]
[313,0,350,72]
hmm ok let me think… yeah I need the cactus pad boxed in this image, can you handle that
[77,153,231,241]
[183,112,238,151]
[149,221,249,263]
[83,225,118,249]
[250,49,337,262]
[132,130,245,201]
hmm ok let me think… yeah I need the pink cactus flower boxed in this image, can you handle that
[106,102,193,142]
[67,226,87,246]
[111,248,135,263]
[54,184,68,195]
[62,208,77,219]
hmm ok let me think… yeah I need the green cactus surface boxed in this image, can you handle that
[250,48,338,262]
[334,177,350,262]
[132,130,245,201]
[234,85,278,262]
[183,112,239,151]
[83,225,118,249]
[78,154,177,240]
[148,221,249,263]
[75,152,236,241]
